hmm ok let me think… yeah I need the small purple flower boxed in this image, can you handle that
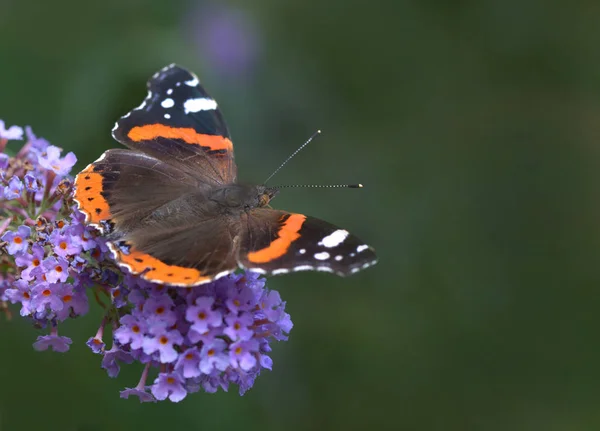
[175,347,202,378]
[25,126,49,153]
[120,364,156,402]
[110,285,129,308]
[62,287,89,318]
[22,174,40,192]
[0,119,23,140]
[0,154,9,170]
[120,387,156,403]
[185,296,222,334]
[229,339,259,371]
[3,176,23,200]
[258,290,284,322]
[151,372,187,402]
[67,223,96,251]
[225,285,257,313]
[38,145,77,176]
[223,312,254,341]
[143,295,177,328]
[42,256,69,283]
[199,339,230,374]
[187,326,217,345]
[4,279,33,316]
[2,225,31,255]
[87,337,105,354]
[33,333,72,353]
[114,314,147,350]
[50,229,82,257]
[14,243,45,282]
[30,283,64,316]
[142,326,184,363]
[102,345,134,378]
[259,354,273,370]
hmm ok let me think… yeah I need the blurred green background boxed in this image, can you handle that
[2,0,600,430]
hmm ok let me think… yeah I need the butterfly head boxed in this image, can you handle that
[257,185,279,207]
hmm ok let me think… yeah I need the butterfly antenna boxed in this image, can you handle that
[277,183,364,189]
[264,130,321,184]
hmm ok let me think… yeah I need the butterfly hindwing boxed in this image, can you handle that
[239,209,377,276]
[111,64,236,184]
[74,149,237,286]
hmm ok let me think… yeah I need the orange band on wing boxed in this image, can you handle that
[111,245,213,286]
[128,124,232,152]
[73,164,112,224]
[247,214,306,263]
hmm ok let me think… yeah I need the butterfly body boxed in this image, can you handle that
[73,64,377,286]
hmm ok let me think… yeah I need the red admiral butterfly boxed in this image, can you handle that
[73,64,377,286]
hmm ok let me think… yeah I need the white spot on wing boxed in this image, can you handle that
[272,268,289,275]
[134,100,147,111]
[356,244,369,253]
[318,229,349,248]
[184,98,217,113]
[299,249,306,254]
[335,255,343,261]
[185,76,199,87]
[293,265,315,272]
[164,113,171,119]
[316,266,334,273]
[161,98,175,108]
[215,270,231,280]
[249,268,267,274]
[314,252,330,260]
[166,89,173,95]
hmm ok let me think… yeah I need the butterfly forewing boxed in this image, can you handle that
[111,64,236,184]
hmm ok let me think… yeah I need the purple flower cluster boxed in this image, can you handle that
[112,271,292,401]
[0,120,293,402]
[0,121,90,339]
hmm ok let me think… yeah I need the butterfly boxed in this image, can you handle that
[73,64,377,286]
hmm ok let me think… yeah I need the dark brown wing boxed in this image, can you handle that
[111,64,236,185]
[74,149,239,286]
[238,209,378,276]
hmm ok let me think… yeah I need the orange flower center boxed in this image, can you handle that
[14,237,22,244]
[132,325,140,333]
[159,336,168,345]
[42,289,51,297]
[198,312,206,320]
[55,265,63,272]
[207,349,215,357]
[59,242,67,250]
